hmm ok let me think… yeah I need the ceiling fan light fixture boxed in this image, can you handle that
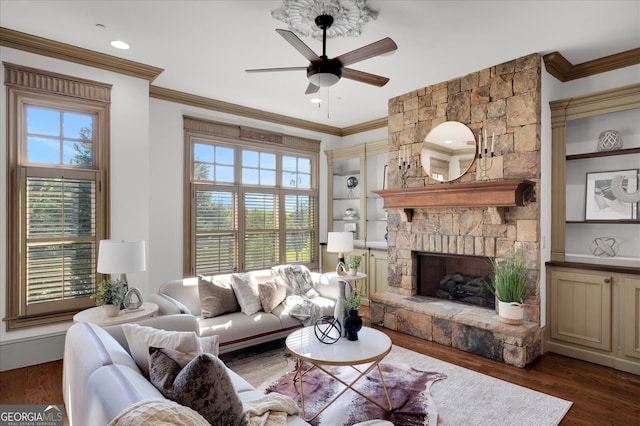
[308,72,340,87]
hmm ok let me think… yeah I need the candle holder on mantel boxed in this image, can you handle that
[477,130,495,180]
[398,146,415,188]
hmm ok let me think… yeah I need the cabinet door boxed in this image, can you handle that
[622,276,640,360]
[369,249,389,295]
[549,269,612,351]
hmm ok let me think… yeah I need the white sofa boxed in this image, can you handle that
[63,314,310,426]
[148,268,342,354]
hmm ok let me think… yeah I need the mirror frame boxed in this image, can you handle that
[420,121,477,182]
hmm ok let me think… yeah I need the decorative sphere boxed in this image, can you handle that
[314,316,342,344]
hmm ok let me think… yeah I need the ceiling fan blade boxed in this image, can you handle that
[276,29,321,62]
[342,68,390,87]
[305,83,320,94]
[246,66,307,73]
[336,37,397,67]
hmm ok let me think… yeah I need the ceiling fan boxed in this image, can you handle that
[246,14,397,94]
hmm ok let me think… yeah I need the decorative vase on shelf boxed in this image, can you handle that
[103,304,120,318]
[344,309,363,341]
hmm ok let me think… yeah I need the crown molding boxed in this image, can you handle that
[0,27,164,82]
[150,85,345,136]
[1,26,388,137]
[543,48,640,82]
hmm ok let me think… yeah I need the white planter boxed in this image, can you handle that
[349,267,358,276]
[497,300,524,325]
[102,304,120,318]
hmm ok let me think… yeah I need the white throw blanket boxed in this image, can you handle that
[108,399,210,426]
[244,393,299,426]
[282,294,322,326]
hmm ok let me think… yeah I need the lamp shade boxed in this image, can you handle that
[97,240,146,274]
[326,232,354,254]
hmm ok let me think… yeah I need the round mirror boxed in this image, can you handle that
[420,121,477,182]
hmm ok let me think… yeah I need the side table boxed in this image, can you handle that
[73,302,159,326]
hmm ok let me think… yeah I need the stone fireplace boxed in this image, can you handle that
[369,53,543,367]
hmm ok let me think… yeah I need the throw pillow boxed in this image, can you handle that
[229,273,262,315]
[122,323,219,376]
[198,275,240,318]
[258,277,287,313]
[149,347,248,426]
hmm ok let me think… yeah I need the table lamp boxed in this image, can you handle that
[327,231,353,276]
[97,240,146,308]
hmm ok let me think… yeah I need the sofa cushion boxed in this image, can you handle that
[198,275,240,318]
[258,277,287,313]
[230,273,262,315]
[122,323,219,376]
[148,348,248,426]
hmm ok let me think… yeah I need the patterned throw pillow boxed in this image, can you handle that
[198,275,240,318]
[258,277,287,313]
[149,347,248,426]
[229,273,262,315]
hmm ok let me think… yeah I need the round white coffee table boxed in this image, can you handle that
[285,325,392,421]
[73,302,159,326]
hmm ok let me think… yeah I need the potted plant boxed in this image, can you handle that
[91,279,126,317]
[345,254,362,276]
[342,282,363,340]
[486,250,532,325]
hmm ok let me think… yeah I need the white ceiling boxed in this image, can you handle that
[1,1,639,129]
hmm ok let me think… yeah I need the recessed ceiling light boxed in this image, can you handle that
[310,98,322,104]
[110,40,130,50]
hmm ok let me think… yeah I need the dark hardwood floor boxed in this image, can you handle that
[2,309,638,425]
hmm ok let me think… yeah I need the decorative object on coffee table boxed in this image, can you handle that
[597,130,623,151]
[343,309,363,341]
[314,316,342,344]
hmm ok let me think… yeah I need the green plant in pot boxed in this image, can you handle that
[91,279,126,317]
[345,254,362,276]
[343,282,363,341]
[486,249,532,325]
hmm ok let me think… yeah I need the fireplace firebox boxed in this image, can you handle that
[417,252,494,309]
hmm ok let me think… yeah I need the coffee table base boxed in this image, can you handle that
[293,359,393,422]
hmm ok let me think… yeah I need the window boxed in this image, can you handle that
[5,63,110,329]
[184,117,319,275]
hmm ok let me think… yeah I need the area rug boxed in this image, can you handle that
[221,342,573,426]
[266,362,445,425]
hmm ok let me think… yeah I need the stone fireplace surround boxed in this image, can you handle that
[370,53,542,367]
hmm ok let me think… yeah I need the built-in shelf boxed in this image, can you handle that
[373,179,535,222]
[567,220,639,224]
[567,147,640,161]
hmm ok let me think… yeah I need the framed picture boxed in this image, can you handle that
[585,169,638,220]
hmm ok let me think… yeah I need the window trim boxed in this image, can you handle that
[183,116,320,276]
[5,63,111,330]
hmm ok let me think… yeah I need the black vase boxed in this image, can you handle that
[344,309,363,341]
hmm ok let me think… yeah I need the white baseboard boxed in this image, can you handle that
[0,332,65,371]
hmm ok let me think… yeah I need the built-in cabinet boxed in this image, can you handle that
[324,140,390,305]
[547,84,640,375]
[321,246,388,306]
[326,140,388,247]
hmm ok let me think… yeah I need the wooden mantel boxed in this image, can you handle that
[373,179,535,222]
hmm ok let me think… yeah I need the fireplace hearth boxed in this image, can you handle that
[417,252,494,309]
